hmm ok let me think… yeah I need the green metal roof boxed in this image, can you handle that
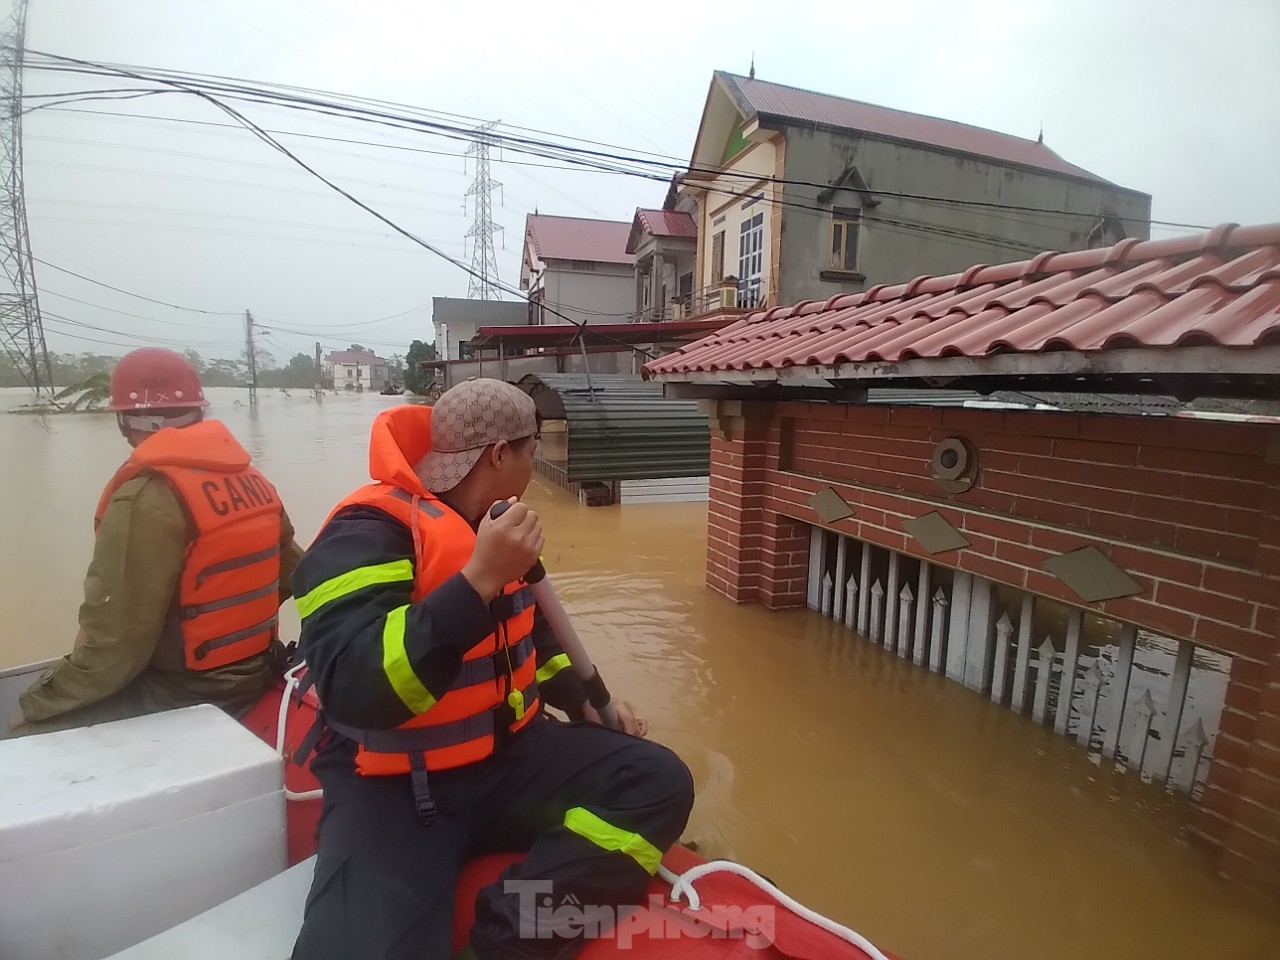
[517,374,710,483]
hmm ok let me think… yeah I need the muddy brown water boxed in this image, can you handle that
[2,387,1277,960]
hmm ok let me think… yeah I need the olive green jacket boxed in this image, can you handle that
[15,472,303,733]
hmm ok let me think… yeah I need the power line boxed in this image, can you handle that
[25,55,1211,230]
[33,256,242,314]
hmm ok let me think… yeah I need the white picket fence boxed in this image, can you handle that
[806,526,1220,798]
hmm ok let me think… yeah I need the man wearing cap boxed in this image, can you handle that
[7,347,302,737]
[288,378,694,960]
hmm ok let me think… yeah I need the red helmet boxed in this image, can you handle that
[108,348,209,412]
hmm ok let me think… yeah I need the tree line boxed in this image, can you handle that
[1,340,439,394]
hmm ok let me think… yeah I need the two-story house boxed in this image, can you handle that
[625,204,698,322]
[680,70,1152,311]
[520,214,635,326]
[324,350,389,391]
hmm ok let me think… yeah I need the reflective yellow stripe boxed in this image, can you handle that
[535,653,571,685]
[295,559,414,619]
[563,807,662,874]
[381,605,437,714]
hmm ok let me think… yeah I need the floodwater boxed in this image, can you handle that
[2,386,1278,960]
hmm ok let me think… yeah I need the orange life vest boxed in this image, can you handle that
[314,404,540,778]
[94,418,284,672]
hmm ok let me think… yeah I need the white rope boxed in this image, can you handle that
[658,860,893,960]
[275,661,323,802]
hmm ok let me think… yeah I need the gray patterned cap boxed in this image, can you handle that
[415,378,538,493]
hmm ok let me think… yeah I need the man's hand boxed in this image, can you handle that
[6,710,26,733]
[462,498,544,601]
[583,699,648,738]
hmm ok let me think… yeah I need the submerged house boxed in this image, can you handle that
[644,221,1280,903]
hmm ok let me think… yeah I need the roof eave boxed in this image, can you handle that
[647,345,1280,401]
[754,113,1148,199]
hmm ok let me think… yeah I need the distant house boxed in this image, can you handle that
[324,350,389,391]
[625,206,698,321]
[678,70,1152,313]
[432,297,529,361]
[520,214,635,326]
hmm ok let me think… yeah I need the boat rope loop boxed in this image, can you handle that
[276,662,324,802]
[656,861,894,960]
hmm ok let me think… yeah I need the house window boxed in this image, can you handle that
[711,230,725,283]
[830,207,861,272]
[737,212,764,308]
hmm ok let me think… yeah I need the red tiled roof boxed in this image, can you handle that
[636,209,697,240]
[525,214,635,265]
[644,223,1280,378]
[718,71,1118,186]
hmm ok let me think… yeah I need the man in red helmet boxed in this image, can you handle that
[6,348,304,736]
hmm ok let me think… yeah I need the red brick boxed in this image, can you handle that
[1175,525,1256,566]
[1100,597,1194,638]
[1238,769,1280,813]
[1182,474,1267,512]
[1029,527,1091,554]
[1164,418,1268,456]
[1138,444,1235,475]
[1082,415,1171,446]
[1192,809,1232,848]
[1109,547,1204,588]
[1219,848,1280,895]
[1193,619,1273,660]
[1226,685,1264,718]
[1203,565,1274,606]
[1156,581,1254,627]
[1016,496,1089,531]
[1257,714,1280,751]
[1225,800,1280,845]
[994,539,1055,569]
[1002,411,1082,439]
[1251,743,1280,780]
[886,406,945,429]
[1053,437,1139,466]
[1213,734,1253,771]
[959,553,1028,588]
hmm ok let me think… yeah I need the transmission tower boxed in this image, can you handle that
[0,0,52,395]
[463,122,503,300]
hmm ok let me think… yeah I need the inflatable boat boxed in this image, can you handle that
[0,657,903,960]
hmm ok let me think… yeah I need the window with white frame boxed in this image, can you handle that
[737,212,764,308]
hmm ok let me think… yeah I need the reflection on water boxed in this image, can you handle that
[1,387,1277,960]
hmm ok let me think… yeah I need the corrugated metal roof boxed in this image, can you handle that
[517,374,709,483]
[718,71,1115,185]
[644,222,1280,378]
[525,214,635,265]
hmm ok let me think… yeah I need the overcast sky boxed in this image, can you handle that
[14,0,1280,364]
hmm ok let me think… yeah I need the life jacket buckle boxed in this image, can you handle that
[408,752,437,826]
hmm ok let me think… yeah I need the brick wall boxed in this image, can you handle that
[705,399,1280,900]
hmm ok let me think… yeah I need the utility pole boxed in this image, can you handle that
[244,310,258,409]
[464,121,503,300]
[0,0,53,397]
[313,340,322,399]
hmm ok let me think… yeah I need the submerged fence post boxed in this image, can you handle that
[946,573,973,684]
[1034,637,1056,726]
[1055,609,1083,736]
[807,527,824,612]
[991,613,1013,706]
[1102,624,1138,761]
[1178,719,1209,795]
[857,542,872,636]
[843,576,858,630]
[833,536,849,624]
[1011,595,1034,715]
[1157,640,1194,785]
[1129,689,1156,775]
[820,572,834,619]
[913,563,931,666]
[897,583,914,658]
[869,580,885,645]
[1077,662,1103,749]
[929,588,948,674]
[884,552,901,651]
